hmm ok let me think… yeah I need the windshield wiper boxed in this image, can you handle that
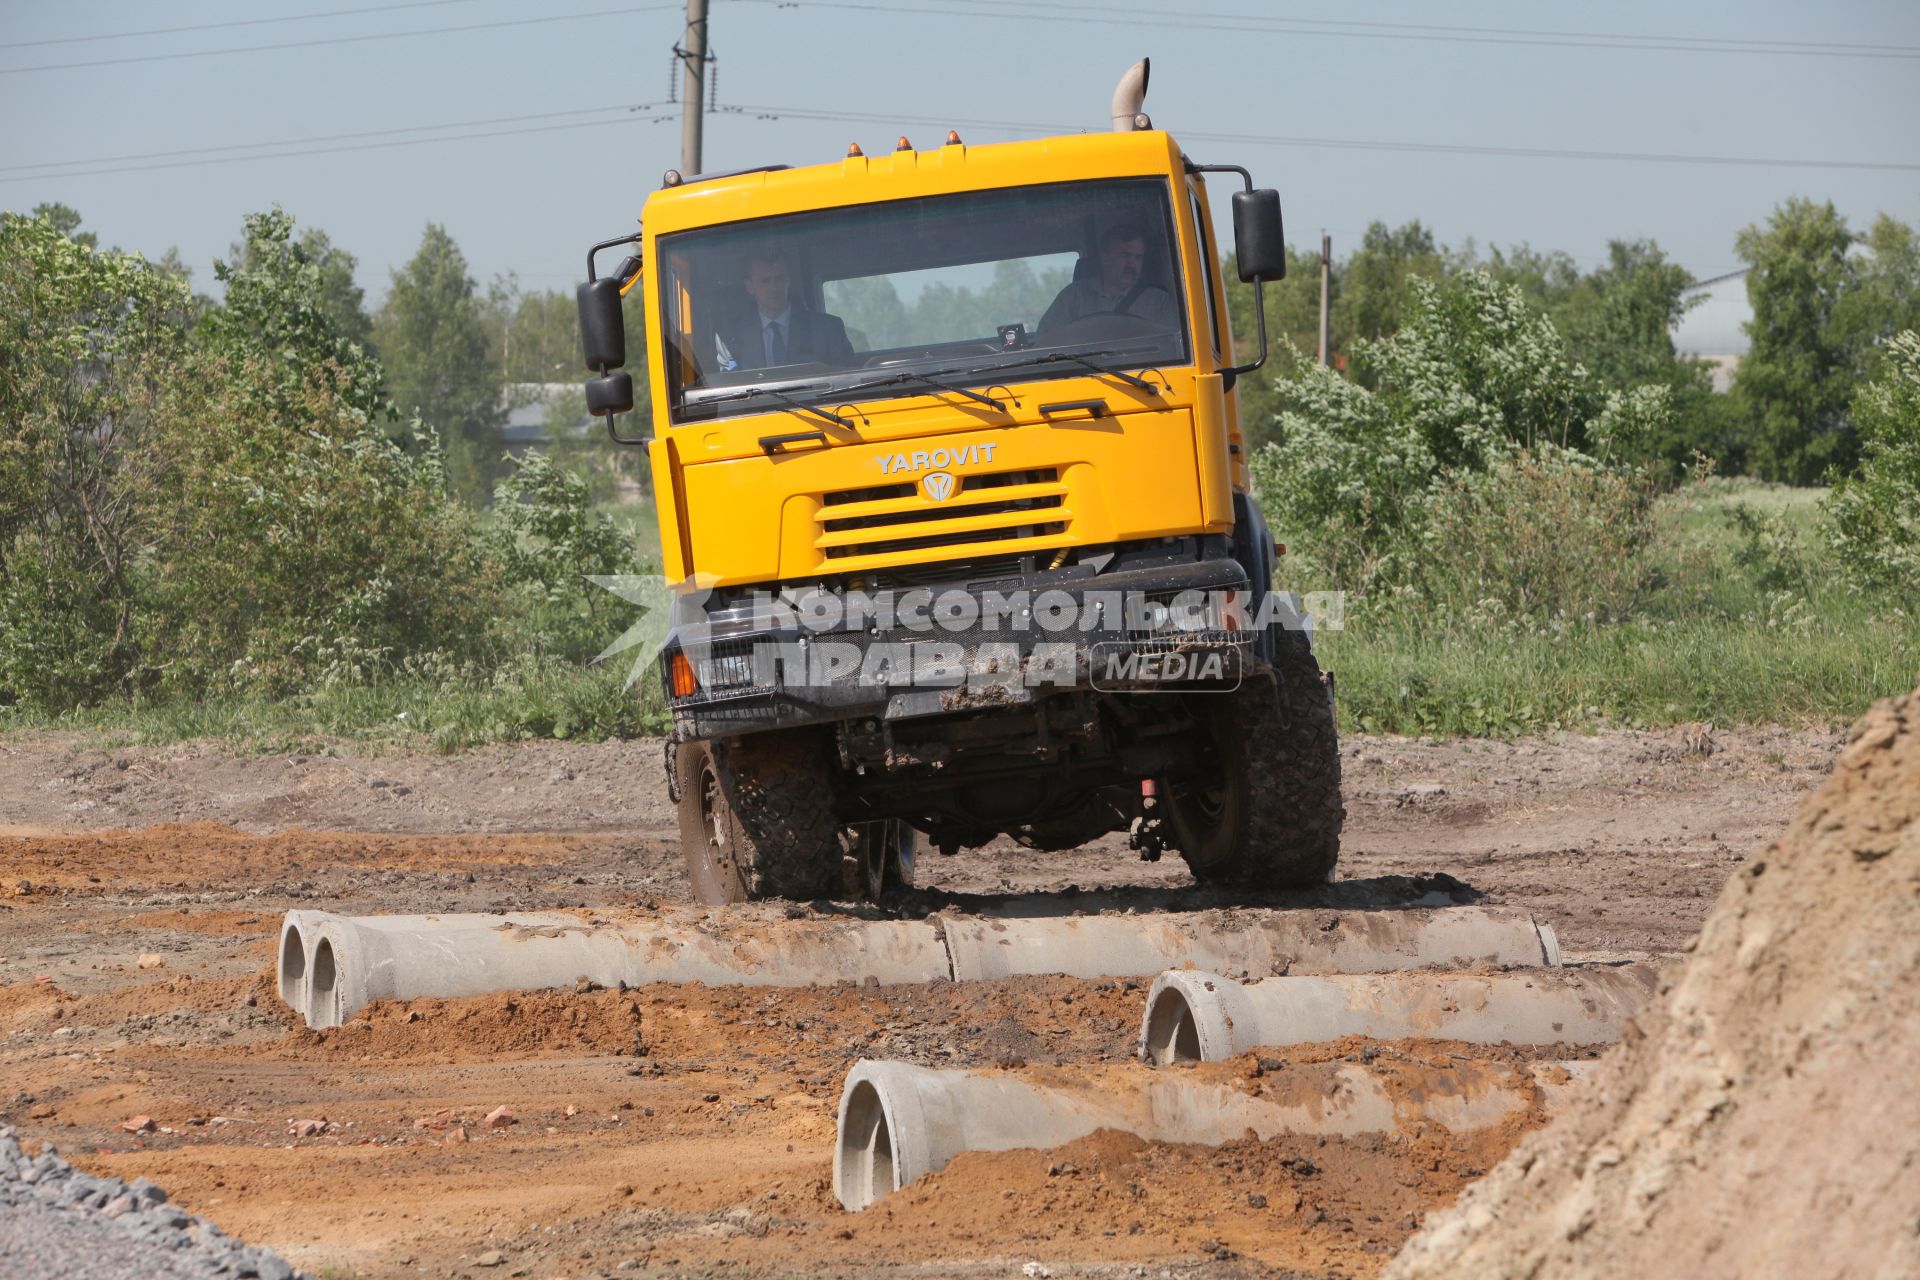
[701,382,853,430]
[840,370,1008,413]
[999,348,1160,394]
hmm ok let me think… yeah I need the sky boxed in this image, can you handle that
[2,0,1916,312]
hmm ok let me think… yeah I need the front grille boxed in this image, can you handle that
[815,467,1071,566]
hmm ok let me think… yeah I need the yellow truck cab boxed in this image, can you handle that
[577,68,1342,903]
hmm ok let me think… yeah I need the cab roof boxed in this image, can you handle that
[641,129,1188,236]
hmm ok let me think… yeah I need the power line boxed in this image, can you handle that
[7,97,1914,186]
[718,103,1920,173]
[0,109,675,185]
[0,1,486,51]
[0,104,663,176]
[943,0,1920,57]
[769,0,1920,60]
[0,5,682,75]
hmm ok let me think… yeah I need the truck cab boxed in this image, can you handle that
[579,117,1342,903]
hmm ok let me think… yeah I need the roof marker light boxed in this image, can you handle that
[847,141,864,157]
[945,130,962,145]
[661,169,683,187]
[896,135,912,151]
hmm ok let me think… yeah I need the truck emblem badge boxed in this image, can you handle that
[875,440,998,475]
[922,471,957,502]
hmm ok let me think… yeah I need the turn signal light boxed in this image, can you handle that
[669,652,698,699]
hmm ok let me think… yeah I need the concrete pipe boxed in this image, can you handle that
[279,903,1562,1028]
[1139,966,1657,1065]
[289,909,952,1029]
[835,1056,1582,1210]
[939,906,1558,983]
[276,910,330,1015]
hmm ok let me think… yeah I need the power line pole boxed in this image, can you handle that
[1317,233,1332,366]
[678,0,709,176]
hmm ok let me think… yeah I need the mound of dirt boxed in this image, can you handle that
[1388,685,1920,1280]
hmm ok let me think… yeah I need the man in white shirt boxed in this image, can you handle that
[716,249,855,373]
[1037,222,1179,336]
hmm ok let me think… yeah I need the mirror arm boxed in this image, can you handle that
[586,232,642,283]
[1186,162,1268,381]
[603,397,650,446]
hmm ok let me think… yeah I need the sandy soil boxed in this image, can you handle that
[0,723,1836,1278]
[1388,689,1920,1279]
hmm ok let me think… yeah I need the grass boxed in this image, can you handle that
[4,481,1913,750]
[1320,479,1920,736]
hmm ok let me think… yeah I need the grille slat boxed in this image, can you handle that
[814,467,1072,564]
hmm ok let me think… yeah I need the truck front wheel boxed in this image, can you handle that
[1163,636,1344,889]
[674,729,843,904]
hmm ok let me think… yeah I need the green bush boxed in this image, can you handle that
[1415,446,1655,622]
[1254,271,1670,616]
[141,352,500,697]
[0,206,657,718]
[0,211,188,707]
[1826,330,1920,591]
[492,449,650,659]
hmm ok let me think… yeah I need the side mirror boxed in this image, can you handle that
[577,277,627,371]
[1231,189,1286,283]
[585,371,634,418]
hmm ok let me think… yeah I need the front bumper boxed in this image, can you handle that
[661,552,1255,741]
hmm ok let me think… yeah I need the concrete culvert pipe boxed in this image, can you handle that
[275,910,327,1013]
[288,910,953,1029]
[280,904,1562,1028]
[834,1056,1585,1211]
[1139,966,1657,1065]
[940,907,1559,982]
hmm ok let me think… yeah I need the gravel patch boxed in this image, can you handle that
[0,1125,304,1280]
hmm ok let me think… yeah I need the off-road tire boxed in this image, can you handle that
[673,729,842,904]
[1165,633,1344,888]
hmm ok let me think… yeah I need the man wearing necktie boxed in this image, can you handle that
[716,248,856,374]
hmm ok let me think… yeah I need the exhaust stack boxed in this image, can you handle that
[1110,57,1151,131]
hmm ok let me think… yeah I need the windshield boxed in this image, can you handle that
[659,177,1189,424]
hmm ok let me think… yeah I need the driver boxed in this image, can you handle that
[716,248,855,371]
[1037,221,1178,334]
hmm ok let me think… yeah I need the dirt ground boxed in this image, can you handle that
[1389,688,1920,1280]
[0,723,1836,1278]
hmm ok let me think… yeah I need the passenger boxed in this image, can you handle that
[716,248,855,371]
[1037,221,1178,334]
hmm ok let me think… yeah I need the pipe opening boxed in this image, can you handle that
[837,1080,895,1211]
[311,937,338,1026]
[279,925,307,1005]
[1144,986,1202,1065]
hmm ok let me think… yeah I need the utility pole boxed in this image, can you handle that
[678,0,709,176]
[1317,233,1332,367]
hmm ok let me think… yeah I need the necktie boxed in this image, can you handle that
[766,320,786,366]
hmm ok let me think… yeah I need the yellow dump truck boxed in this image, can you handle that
[577,64,1342,903]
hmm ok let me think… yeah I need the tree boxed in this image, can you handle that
[1335,220,1451,351]
[1825,329,1920,591]
[1557,240,1717,474]
[374,223,507,505]
[29,202,95,249]
[1733,199,1859,484]
[1834,213,1920,381]
[200,209,385,419]
[0,209,188,706]
[1254,270,1670,609]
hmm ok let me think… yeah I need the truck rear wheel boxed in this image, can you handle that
[1164,635,1344,889]
[674,730,843,904]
